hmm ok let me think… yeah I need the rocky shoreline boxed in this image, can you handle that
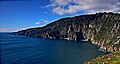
[88,38,120,52]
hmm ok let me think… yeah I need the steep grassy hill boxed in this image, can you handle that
[13,12,120,52]
[85,51,120,64]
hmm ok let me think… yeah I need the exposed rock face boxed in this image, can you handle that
[13,12,120,52]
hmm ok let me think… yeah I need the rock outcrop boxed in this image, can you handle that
[13,12,120,52]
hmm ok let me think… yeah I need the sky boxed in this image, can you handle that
[0,0,120,32]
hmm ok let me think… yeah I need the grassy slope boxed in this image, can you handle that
[85,51,120,64]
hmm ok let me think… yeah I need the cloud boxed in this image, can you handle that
[51,0,72,6]
[35,22,41,25]
[40,19,48,23]
[45,0,120,15]
[0,28,18,32]
[44,20,48,23]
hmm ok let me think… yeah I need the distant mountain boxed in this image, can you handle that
[13,12,120,52]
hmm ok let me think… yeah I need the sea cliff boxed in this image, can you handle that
[13,12,120,52]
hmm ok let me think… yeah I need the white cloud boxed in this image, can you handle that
[44,20,48,23]
[40,19,48,23]
[35,22,41,25]
[45,0,120,15]
[52,0,72,6]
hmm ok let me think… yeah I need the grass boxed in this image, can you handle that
[84,51,120,64]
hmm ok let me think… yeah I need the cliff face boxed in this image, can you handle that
[13,12,120,52]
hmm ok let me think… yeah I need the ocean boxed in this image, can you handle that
[0,33,107,64]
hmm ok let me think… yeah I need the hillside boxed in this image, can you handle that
[85,51,120,64]
[13,12,120,52]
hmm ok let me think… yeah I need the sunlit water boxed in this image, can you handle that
[0,33,107,64]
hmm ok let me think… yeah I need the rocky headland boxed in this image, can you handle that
[13,12,120,52]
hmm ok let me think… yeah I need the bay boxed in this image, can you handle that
[0,33,107,64]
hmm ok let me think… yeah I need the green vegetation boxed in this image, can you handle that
[85,51,120,64]
[13,12,120,64]
[13,12,120,51]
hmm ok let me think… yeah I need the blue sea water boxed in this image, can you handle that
[0,33,107,64]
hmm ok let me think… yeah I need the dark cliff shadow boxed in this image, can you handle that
[76,31,85,41]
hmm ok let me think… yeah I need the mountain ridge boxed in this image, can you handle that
[13,12,120,52]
